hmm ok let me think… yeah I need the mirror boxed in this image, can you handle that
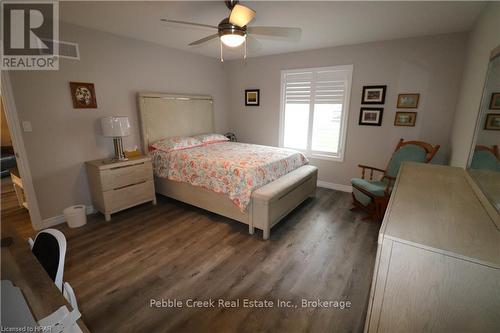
[467,51,500,212]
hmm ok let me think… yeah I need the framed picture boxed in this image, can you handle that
[489,92,500,110]
[245,89,260,106]
[397,93,420,108]
[361,85,386,104]
[484,113,500,130]
[70,82,97,108]
[394,111,417,127]
[359,108,383,126]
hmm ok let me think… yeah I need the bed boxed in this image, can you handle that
[138,92,318,239]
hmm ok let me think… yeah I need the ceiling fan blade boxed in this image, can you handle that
[247,26,302,39]
[161,19,217,30]
[229,4,256,27]
[188,34,219,46]
[247,35,263,52]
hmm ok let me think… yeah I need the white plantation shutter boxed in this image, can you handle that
[281,66,352,160]
[314,70,346,104]
[282,72,313,149]
[284,72,312,104]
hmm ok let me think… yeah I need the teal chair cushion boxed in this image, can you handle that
[470,150,500,172]
[385,144,427,178]
[351,178,387,206]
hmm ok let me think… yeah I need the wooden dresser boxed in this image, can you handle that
[86,156,156,221]
[364,162,500,333]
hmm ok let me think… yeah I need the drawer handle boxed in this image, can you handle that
[109,162,145,170]
[113,180,147,190]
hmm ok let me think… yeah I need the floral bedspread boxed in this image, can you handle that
[151,142,308,211]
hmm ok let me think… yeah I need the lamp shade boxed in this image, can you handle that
[101,116,131,137]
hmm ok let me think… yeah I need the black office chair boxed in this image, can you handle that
[28,229,79,311]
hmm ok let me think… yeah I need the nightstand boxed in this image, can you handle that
[86,156,156,221]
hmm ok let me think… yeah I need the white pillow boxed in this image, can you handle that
[193,133,229,144]
[150,136,203,153]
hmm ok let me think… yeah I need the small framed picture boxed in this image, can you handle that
[245,89,260,106]
[397,93,420,108]
[394,111,417,127]
[70,82,97,108]
[489,92,500,110]
[361,85,386,104]
[484,113,500,130]
[359,108,383,126]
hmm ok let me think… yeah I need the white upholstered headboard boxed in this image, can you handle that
[137,92,214,151]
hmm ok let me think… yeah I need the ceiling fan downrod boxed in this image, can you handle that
[225,0,239,10]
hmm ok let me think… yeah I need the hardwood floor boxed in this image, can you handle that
[1,187,379,333]
[1,178,34,240]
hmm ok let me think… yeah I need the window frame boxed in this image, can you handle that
[279,65,353,162]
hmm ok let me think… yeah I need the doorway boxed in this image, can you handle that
[1,96,35,238]
[1,98,27,210]
[1,73,42,232]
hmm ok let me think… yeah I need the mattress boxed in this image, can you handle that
[151,142,308,211]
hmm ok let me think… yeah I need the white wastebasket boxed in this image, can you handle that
[63,205,87,228]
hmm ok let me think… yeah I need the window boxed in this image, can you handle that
[279,65,353,161]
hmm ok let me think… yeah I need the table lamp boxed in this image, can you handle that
[101,116,131,161]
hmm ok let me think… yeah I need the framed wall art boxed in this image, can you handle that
[359,107,383,126]
[245,89,260,106]
[397,93,420,108]
[489,92,500,110]
[484,113,500,130]
[70,82,97,108]
[394,111,417,127]
[361,85,386,104]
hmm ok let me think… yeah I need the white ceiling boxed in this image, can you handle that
[60,1,485,60]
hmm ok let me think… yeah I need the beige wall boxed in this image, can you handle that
[449,3,500,167]
[6,26,472,220]
[225,33,467,186]
[8,23,229,219]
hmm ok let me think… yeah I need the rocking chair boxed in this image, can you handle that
[351,138,440,221]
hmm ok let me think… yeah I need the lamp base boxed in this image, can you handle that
[113,137,127,161]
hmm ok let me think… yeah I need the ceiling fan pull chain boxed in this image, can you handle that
[220,39,224,63]
[244,37,247,62]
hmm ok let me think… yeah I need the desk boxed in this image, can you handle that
[1,227,90,332]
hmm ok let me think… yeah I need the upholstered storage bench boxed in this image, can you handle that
[251,165,318,239]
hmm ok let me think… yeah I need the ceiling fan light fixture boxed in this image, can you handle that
[229,4,256,27]
[219,24,246,48]
[220,33,246,47]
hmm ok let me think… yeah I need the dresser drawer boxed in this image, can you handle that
[102,180,154,213]
[100,161,152,191]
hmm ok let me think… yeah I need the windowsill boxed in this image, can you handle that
[308,154,344,162]
[281,145,344,162]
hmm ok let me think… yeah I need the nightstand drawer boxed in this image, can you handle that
[100,161,152,191]
[103,180,154,213]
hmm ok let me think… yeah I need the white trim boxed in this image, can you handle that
[42,205,95,228]
[279,72,286,148]
[317,180,352,193]
[1,72,44,230]
[279,65,353,162]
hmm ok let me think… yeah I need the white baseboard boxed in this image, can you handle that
[317,180,352,193]
[42,205,95,228]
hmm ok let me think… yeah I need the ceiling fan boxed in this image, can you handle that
[161,0,301,60]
